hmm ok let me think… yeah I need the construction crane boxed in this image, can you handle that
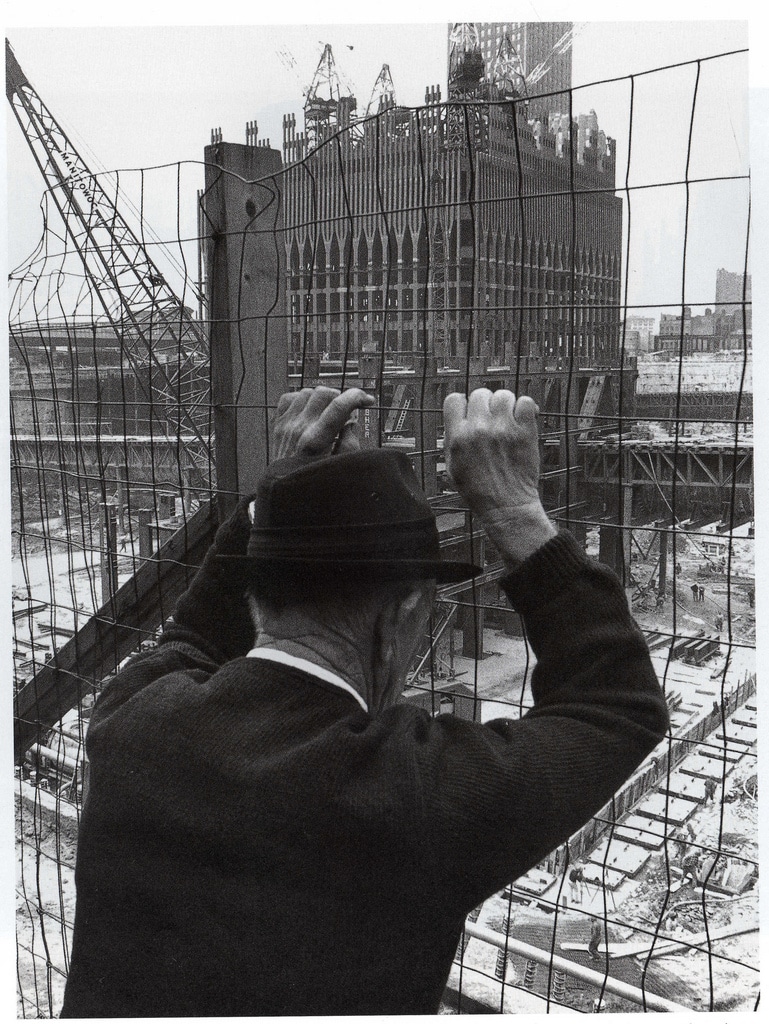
[6,39,210,453]
[303,43,356,148]
[448,23,485,96]
[365,64,396,118]
[446,23,488,151]
[488,32,528,99]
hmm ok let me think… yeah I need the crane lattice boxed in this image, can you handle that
[6,39,212,463]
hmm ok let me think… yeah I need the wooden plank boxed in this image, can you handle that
[731,715,756,728]
[204,142,289,519]
[14,501,218,762]
[716,727,756,747]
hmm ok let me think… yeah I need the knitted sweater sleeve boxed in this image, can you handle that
[88,500,256,723]
[160,497,256,663]
[391,531,669,911]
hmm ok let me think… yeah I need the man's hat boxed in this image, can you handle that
[219,448,481,583]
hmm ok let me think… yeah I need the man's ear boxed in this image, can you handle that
[394,587,430,631]
[372,585,435,709]
[374,585,432,664]
[372,594,402,670]
[246,593,262,632]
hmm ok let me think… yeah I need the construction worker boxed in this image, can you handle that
[673,821,697,866]
[569,865,586,905]
[681,848,700,885]
[61,387,668,1017]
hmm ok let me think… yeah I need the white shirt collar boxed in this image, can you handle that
[246,647,369,713]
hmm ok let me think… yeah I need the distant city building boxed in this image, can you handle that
[654,278,751,356]
[656,307,718,356]
[624,315,655,354]
[716,267,751,315]
[621,329,642,357]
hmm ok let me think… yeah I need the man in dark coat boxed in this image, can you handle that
[62,386,668,1016]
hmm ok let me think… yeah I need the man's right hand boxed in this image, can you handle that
[443,388,556,567]
[272,386,374,461]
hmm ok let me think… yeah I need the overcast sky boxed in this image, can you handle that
[2,8,756,321]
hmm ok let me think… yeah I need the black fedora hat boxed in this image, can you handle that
[218,448,481,583]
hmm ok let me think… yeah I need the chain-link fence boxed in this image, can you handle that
[11,44,755,1015]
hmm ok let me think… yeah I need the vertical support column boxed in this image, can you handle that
[460,509,485,660]
[560,373,582,472]
[571,518,588,549]
[138,509,153,558]
[204,142,290,519]
[621,482,633,589]
[598,522,623,577]
[179,449,193,513]
[658,524,668,599]
[556,514,587,549]
[414,355,439,497]
[357,351,380,450]
[100,502,118,605]
[114,463,128,533]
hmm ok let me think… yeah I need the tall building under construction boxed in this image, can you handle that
[280,27,622,393]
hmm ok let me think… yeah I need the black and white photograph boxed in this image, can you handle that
[4,4,761,1016]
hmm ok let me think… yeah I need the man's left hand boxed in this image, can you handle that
[272,386,375,461]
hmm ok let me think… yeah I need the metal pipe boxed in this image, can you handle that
[462,919,691,1013]
[29,743,79,775]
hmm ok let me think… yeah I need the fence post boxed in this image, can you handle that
[658,524,668,598]
[203,142,290,519]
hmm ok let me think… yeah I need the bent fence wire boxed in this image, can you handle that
[10,50,756,1016]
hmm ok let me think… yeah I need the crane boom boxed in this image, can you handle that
[365,64,396,118]
[6,39,210,449]
[302,43,359,148]
[489,32,527,98]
